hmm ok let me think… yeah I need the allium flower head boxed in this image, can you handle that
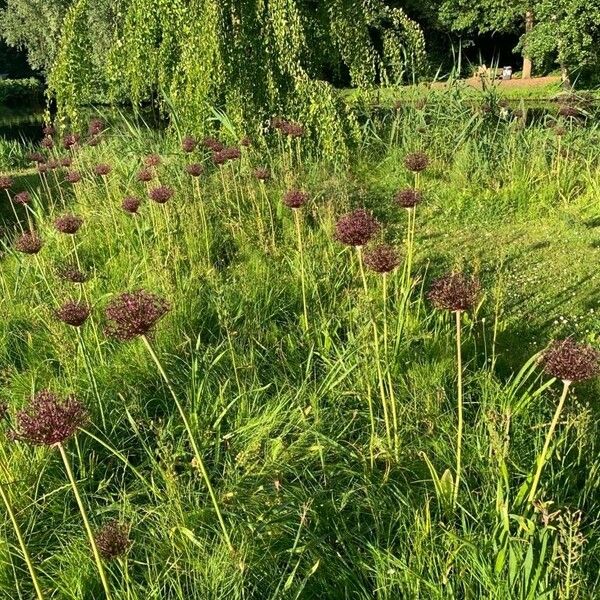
[42,124,55,136]
[136,168,153,182]
[395,187,423,209]
[203,137,224,152]
[66,171,82,184]
[60,156,73,168]
[54,214,83,234]
[281,121,305,138]
[283,189,309,209]
[149,185,173,204]
[122,196,141,214]
[55,300,90,327]
[144,154,161,167]
[104,290,170,341]
[428,272,480,312]
[541,338,600,383]
[0,176,13,190]
[28,152,46,164]
[47,159,60,171]
[95,521,132,559]
[93,163,112,177]
[15,231,43,254]
[88,136,101,147]
[37,163,49,174]
[240,136,252,147]
[554,125,567,137]
[57,264,88,284]
[222,147,241,161]
[63,133,80,150]
[253,167,271,181]
[88,118,105,136]
[404,151,430,173]
[181,136,197,153]
[10,390,87,446]
[13,191,30,205]
[334,209,380,247]
[363,244,400,273]
[185,163,204,177]
[558,106,580,118]
[41,136,54,149]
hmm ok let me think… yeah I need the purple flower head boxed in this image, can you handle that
[93,163,112,177]
[395,188,423,209]
[57,264,88,284]
[283,189,309,209]
[542,338,600,383]
[88,118,105,136]
[15,231,43,254]
[554,125,567,137]
[404,151,430,173]
[558,106,580,119]
[122,196,141,214]
[363,244,400,273]
[13,191,30,205]
[37,163,49,174]
[0,176,13,190]
[42,124,55,136]
[55,300,90,327]
[104,290,170,341]
[428,272,480,312]
[47,159,60,171]
[181,136,197,153]
[202,137,224,152]
[88,136,101,147]
[136,168,153,182]
[63,133,80,150]
[66,171,82,184]
[148,185,173,204]
[222,147,241,161]
[41,136,54,149]
[10,390,87,446]
[334,209,380,247]
[95,521,132,560]
[240,136,252,147]
[212,151,227,166]
[185,163,204,177]
[28,152,46,164]
[253,167,271,181]
[60,156,73,168]
[281,121,305,138]
[54,214,83,234]
[144,154,161,168]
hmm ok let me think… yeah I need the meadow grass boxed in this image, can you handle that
[0,92,599,599]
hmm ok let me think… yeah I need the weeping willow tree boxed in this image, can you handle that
[49,0,426,159]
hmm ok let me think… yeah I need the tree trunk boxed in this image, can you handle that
[522,10,534,79]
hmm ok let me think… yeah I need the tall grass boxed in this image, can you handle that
[0,91,598,598]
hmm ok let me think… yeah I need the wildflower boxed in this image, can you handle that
[404,151,430,173]
[28,152,46,164]
[88,118,105,136]
[13,191,30,205]
[185,163,204,177]
[144,154,161,168]
[95,521,132,560]
[181,136,197,153]
[122,196,141,214]
[395,188,423,209]
[541,338,600,383]
[0,176,13,190]
[148,185,173,204]
[104,290,170,341]
[363,244,400,273]
[222,147,241,161]
[203,137,224,152]
[281,121,305,138]
[42,124,55,136]
[55,300,90,327]
[428,272,480,312]
[240,136,252,147]
[93,164,112,177]
[283,189,309,209]
[41,137,54,149]
[10,390,87,446]
[136,169,153,182]
[60,156,73,168]
[47,159,60,171]
[334,209,380,247]
[558,106,580,119]
[15,232,43,254]
[66,171,82,184]
[37,163,49,175]
[57,264,88,284]
[63,133,80,150]
[54,214,83,234]
[253,167,271,181]
[212,151,227,166]
[88,136,101,147]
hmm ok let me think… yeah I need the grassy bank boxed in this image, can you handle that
[0,93,599,598]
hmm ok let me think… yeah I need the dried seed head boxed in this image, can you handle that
[104,290,170,341]
[363,244,400,273]
[57,264,88,284]
[15,231,43,254]
[29,152,46,164]
[395,187,423,209]
[136,168,153,182]
[42,124,55,136]
[542,338,600,383]
[283,189,309,209]
[203,137,224,152]
[122,196,141,214]
[66,171,82,184]
[428,272,480,312]
[88,118,105,136]
[404,151,430,173]
[54,214,83,234]
[144,154,161,167]
[55,300,90,327]
[185,163,204,177]
[37,163,49,174]
[0,176,13,190]
[148,185,173,204]
[93,163,112,177]
[13,191,31,205]
[253,167,271,181]
[181,136,197,153]
[41,137,54,149]
[60,156,72,168]
[95,521,132,560]
[63,133,80,150]
[47,159,60,171]
[334,209,380,247]
[558,106,580,118]
[10,390,88,446]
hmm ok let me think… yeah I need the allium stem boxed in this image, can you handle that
[58,443,113,600]
[527,379,571,504]
[454,310,463,506]
[193,179,211,267]
[140,336,234,553]
[0,481,45,599]
[293,210,309,332]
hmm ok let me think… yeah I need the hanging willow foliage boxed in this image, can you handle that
[49,0,426,160]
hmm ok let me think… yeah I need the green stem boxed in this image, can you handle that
[140,336,234,553]
[0,481,44,599]
[57,442,112,600]
[293,209,309,332]
[527,380,571,504]
[454,310,463,506]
